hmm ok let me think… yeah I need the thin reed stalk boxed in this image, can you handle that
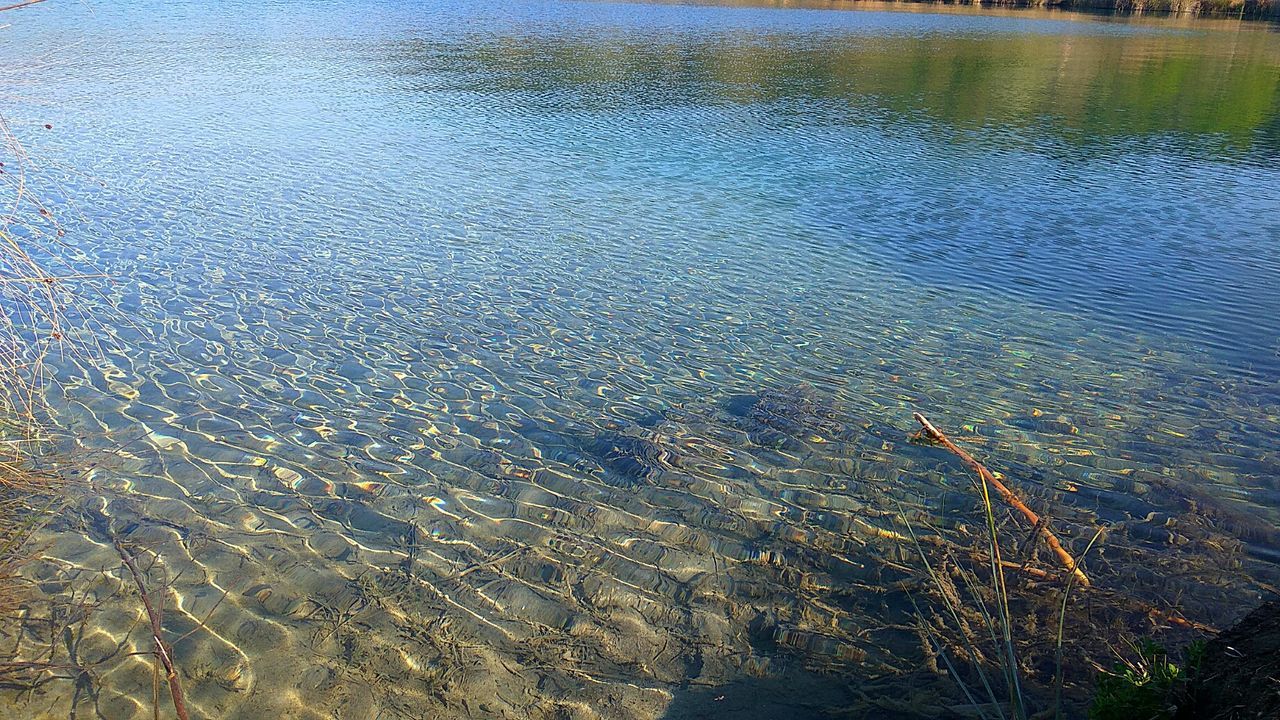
[900,506,1012,720]
[1054,527,1105,719]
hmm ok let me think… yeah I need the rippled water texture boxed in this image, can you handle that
[2,1,1279,718]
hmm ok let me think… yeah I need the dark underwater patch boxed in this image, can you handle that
[724,384,846,447]
[583,429,679,488]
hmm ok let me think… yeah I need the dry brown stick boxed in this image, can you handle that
[913,412,1090,587]
[113,540,191,720]
[0,0,50,13]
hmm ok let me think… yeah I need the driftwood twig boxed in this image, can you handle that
[113,540,191,720]
[913,412,1091,587]
[0,0,50,13]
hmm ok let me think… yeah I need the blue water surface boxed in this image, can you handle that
[1,1,1279,718]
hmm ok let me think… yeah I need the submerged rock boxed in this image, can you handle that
[1008,415,1079,435]
[583,429,680,487]
[724,384,845,444]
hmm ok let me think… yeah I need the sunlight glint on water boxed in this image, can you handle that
[2,1,1279,718]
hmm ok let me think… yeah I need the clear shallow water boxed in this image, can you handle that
[2,1,1280,718]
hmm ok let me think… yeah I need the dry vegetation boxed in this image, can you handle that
[0,0,89,680]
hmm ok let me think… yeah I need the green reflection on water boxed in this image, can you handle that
[422,23,1280,148]
[2,2,1279,719]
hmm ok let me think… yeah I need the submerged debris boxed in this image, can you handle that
[1146,473,1280,562]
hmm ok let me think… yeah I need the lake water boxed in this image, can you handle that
[2,1,1279,718]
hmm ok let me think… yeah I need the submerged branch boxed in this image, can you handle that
[112,539,190,720]
[913,412,1091,587]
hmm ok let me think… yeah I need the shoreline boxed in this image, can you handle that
[665,0,1280,21]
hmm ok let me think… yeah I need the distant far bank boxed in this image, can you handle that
[750,0,1277,19]
[958,0,1272,17]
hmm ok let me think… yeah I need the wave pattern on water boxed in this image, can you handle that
[2,1,1280,718]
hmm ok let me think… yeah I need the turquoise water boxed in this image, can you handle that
[2,1,1280,718]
